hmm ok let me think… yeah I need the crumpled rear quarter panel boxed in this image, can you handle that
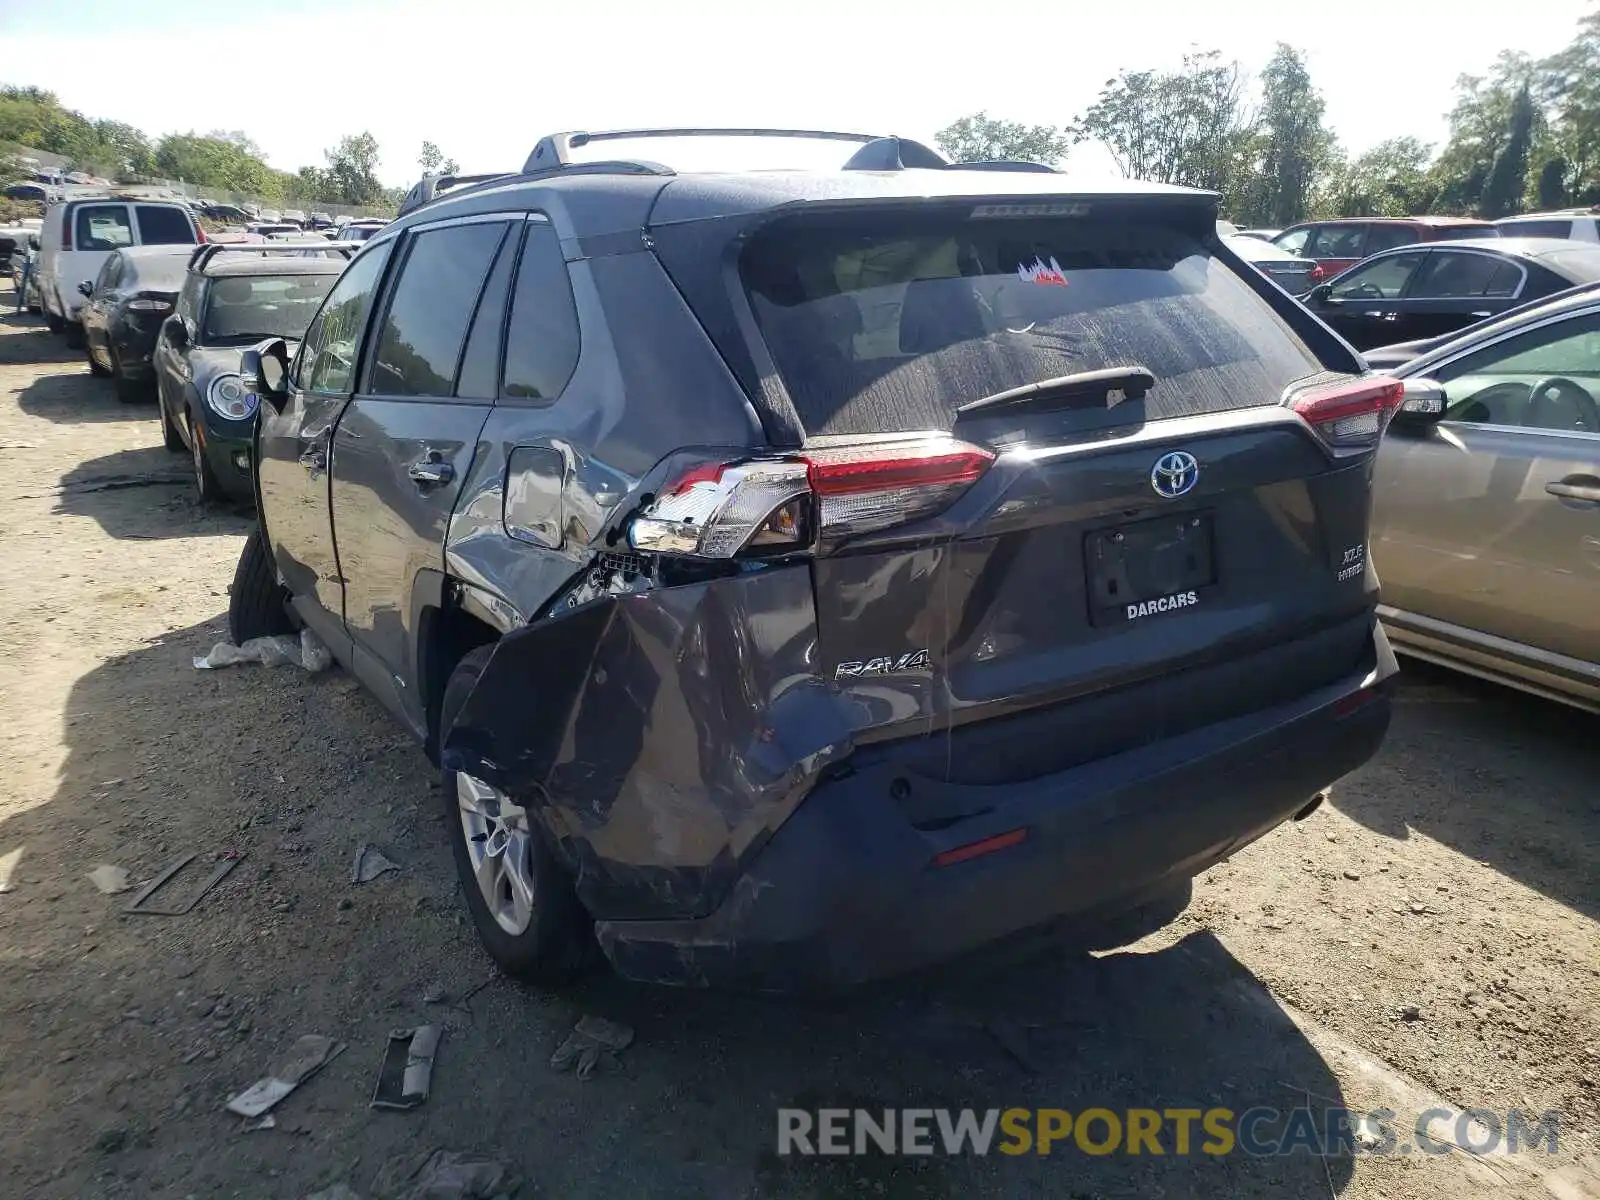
[440,564,857,920]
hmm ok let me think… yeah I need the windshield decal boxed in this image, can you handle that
[1018,256,1068,286]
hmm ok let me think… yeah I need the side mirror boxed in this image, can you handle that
[1308,283,1332,304]
[1389,377,1447,434]
[241,337,291,410]
[77,280,94,297]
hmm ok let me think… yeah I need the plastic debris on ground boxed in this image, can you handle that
[225,1034,345,1117]
[194,628,332,673]
[371,1025,441,1110]
[87,864,132,895]
[549,1014,634,1080]
[351,844,401,884]
[0,845,23,893]
[371,1147,521,1200]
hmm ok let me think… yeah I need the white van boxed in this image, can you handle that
[37,197,202,346]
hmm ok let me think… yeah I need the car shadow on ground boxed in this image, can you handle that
[51,445,250,540]
[0,312,82,367]
[14,361,146,422]
[0,615,1357,1199]
[1334,659,1600,922]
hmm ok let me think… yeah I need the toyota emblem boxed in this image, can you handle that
[1150,451,1199,499]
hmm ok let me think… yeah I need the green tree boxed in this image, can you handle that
[1069,52,1252,197]
[1479,84,1538,217]
[418,140,460,176]
[1541,10,1600,203]
[153,132,283,200]
[1427,53,1540,214]
[1250,45,1335,226]
[933,112,1071,165]
[1314,137,1436,217]
[323,132,383,205]
[1535,155,1570,207]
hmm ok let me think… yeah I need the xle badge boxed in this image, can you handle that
[835,649,932,681]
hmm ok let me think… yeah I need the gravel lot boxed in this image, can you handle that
[0,287,1596,1199]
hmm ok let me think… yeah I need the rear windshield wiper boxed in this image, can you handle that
[955,366,1156,418]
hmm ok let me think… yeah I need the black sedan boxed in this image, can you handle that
[152,249,345,504]
[1302,237,1600,350]
[79,246,194,401]
[1363,279,1600,370]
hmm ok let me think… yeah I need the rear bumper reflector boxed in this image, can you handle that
[932,826,1028,867]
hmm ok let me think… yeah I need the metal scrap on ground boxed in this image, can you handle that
[351,844,401,885]
[124,850,243,915]
[370,1147,521,1200]
[225,1034,345,1117]
[370,1025,441,1110]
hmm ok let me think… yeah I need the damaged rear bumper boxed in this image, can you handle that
[596,660,1392,992]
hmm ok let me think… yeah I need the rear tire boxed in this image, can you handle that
[441,645,594,985]
[227,528,293,643]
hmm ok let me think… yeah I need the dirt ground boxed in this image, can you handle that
[0,286,1596,1200]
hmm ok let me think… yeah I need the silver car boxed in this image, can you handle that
[1225,234,1317,295]
[1373,288,1600,710]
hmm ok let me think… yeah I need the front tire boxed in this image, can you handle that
[189,417,223,506]
[63,321,84,350]
[87,342,110,377]
[227,528,293,643]
[158,397,184,453]
[441,645,593,985]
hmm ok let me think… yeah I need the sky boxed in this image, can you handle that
[1,0,1596,188]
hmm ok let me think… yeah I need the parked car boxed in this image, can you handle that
[1272,217,1498,282]
[309,211,334,230]
[1300,238,1600,350]
[257,209,282,222]
[336,218,387,243]
[1363,280,1600,369]
[1225,233,1317,293]
[227,127,1396,992]
[203,203,252,225]
[8,232,42,311]
[1234,228,1281,242]
[3,181,51,204]
[282,209,307,227]
[35,196,203,347]
[1493,208,1600,243]
[78,245,193,401]
[1372,286,1600,711]
[244,222,304,240]
[153,245,349,504]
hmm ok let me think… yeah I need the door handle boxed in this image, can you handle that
[408,455,454,487]
[1470,311,1491,318]
[1546,478,1600,503]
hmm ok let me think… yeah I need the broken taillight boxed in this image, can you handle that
[628,435,995,559]
[1287,377,1405,453]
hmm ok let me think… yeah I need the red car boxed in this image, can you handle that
[1271,217,1497,283]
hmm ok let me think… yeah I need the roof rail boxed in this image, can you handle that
[187,241,355,273]
[396,171,519,218]
[948,159,1060,174]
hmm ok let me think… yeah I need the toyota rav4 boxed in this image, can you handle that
[230,128,1397,992]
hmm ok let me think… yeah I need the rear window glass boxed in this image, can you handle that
[740,212,1322,435]
[126,255,189,292]
[136,205,196,245]
[1430,225,1498,241]
[1501,219,1572,239]
[74,205,132,250]
[203,273,339,342]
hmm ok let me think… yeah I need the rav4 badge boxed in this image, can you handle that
[835,649,933,681]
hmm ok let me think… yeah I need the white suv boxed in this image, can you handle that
[36,197,201,347]
[1494,209,1600,243]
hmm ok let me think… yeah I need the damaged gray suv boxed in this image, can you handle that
[230,127,1398,992]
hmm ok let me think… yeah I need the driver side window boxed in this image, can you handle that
[1329,251,1427,300]
[292,243,393,394]
[1434,312,1600,432]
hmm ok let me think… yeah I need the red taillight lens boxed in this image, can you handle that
[628,435,994,559]
[61,218,72,251]
[801,436,994,542]
[1288,377,1405,451]
[195,225,207,244]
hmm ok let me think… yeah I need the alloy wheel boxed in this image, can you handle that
[455,772,537,935]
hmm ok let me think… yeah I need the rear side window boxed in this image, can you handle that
[1307,224,1368,258]
[456,229,518,399]
[739,211,1323,435]
[1363,224,1421,253]
[136,205,196,245]
[74,205,132,251]
[501,223,580,403]
[369,220,507,397]
[1410,252,1517,298]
